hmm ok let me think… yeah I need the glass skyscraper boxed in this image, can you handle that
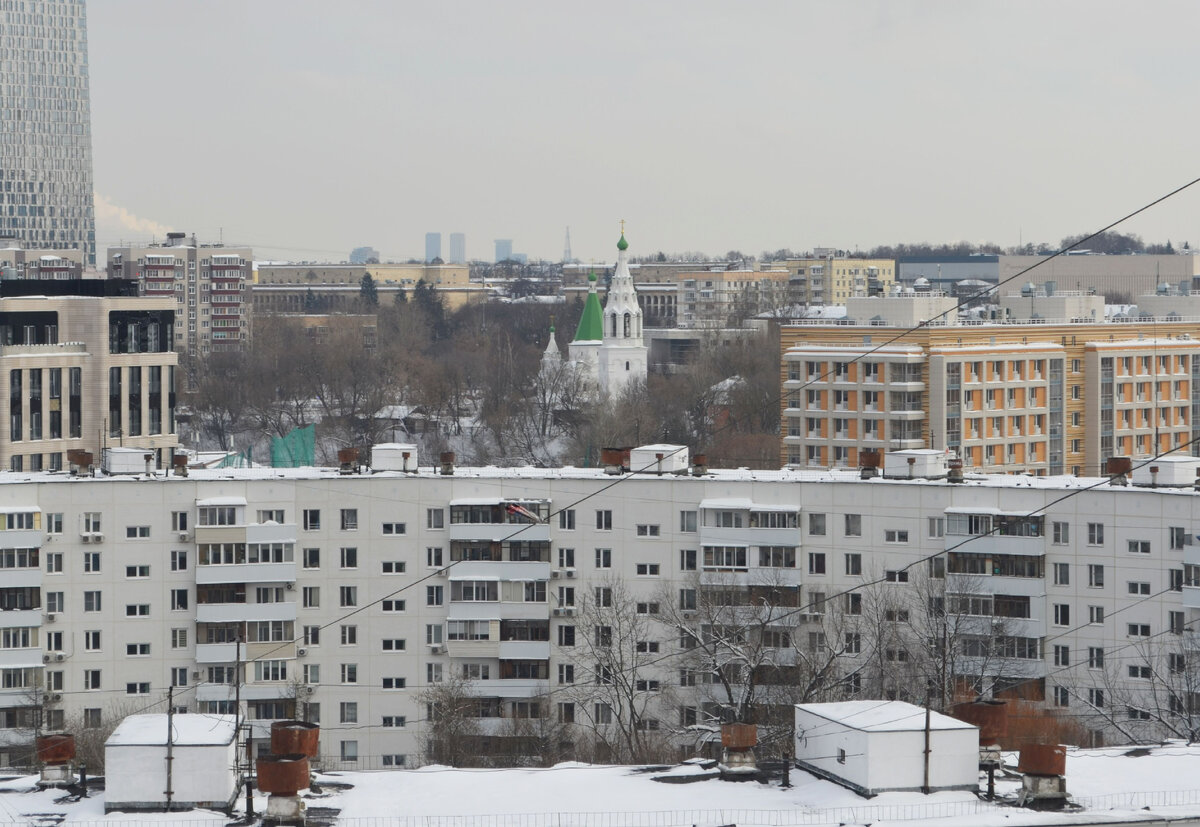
[0,0,95,264]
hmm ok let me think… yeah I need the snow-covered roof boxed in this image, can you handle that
[698,498,798,512]
[795,701,974,733]
[106,714,237,746]
[195,496,248,507]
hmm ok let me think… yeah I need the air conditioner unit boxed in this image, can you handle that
[92,533,104,543]
[54,653,64,662]
[551,570,562,579]
[297,647,307,657]
[50,693,62,702]
[80,534,91,544]
[192,670,202,680]
[304,685,315,695]
[565,569,577,579]
[552,608,565,617]
[681,610,697,619]
[44,613,57,623]
[285,582,295,591]
[178,530,190,541]
[430,644,446,654]
[42,654,51,664]
[562,607,575,616]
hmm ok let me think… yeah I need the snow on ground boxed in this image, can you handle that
[7,745,1200,826]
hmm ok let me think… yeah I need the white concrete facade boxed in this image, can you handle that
[0,460,1195,769]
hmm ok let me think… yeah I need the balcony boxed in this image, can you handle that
[446,639,500,659]
[196,601,297,624]
[0,648,43,668]
[0,529,45,549]
[498,641,550,660]
[196,682,288,703]
[1182,586,1200,610]
[473,678,545,698]
[944,534,1045,558]
[447,522,550,543]
[0,609,43,628]
[247,523,297,544]
[448,561,550,581]
[947,573,1046,599]
[195,640,297,664]
[698,526,801,547]
[196,562,297,585]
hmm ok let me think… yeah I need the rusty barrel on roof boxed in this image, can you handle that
[270,720,319,757]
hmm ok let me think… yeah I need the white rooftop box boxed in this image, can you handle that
[629,444,689,474]
[103,447,155,475]
[1131,456,1200,487]
[884,449,950,479]
[372,443,420,472]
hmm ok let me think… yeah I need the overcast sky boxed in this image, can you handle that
[88,1,1200,264]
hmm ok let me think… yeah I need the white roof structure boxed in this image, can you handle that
[107,713,237,746]
[795,701,974,733]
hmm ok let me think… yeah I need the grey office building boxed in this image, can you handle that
[448,232,465,264]
[425,232,441,263]
[0,0,96,264]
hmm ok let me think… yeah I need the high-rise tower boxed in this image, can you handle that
[0,1,96,264]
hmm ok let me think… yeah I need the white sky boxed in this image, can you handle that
[88,1,1200,264]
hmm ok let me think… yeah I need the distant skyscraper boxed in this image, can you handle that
[349,246,379,264]
[495,239,513,263]
[0,1,96,264]
[425,232,442,263]
[448,233,466,264]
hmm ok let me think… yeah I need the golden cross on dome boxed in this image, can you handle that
[619,219,625,236]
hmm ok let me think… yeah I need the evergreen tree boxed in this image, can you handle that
[359,272,379,307]
[304,287,319,314]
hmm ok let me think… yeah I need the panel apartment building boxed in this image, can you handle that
[0,445,1198,768]
[106,236,253,355]
[782,287,1200,475]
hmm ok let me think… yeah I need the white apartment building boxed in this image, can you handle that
[0,447,1197,768]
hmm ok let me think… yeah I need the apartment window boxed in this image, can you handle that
[427,509,444,529]
[126,565,150,579]
[124,682,148,696]
[1088,605,1104,625]
[171,589,188,610]
[303,509,320,530]
[1052,522,1069,544]
[126,643,150,657]
[83,670,101,690]
[1128,623,1151,637]
[340,547,358,568]
[844,633,861,655]
[885,569,909,583]
[679,589,696,611]
[1088,647,1105,668]
[427,547,444,567]
[1088,565,1105,588]
[340,741,358,762]
[1088,689,1105,709]
[381,560,405,574]
[1170,610,1185,635]
[636,563,660,576]
[596,510,612,530]
[383,677,406,690]
[83,591,101,612]
[1053,604,1070,626]
[1172,569,1185,592]
[636,524,660,537]
[884,529,909,543]
[680,549,697,571]
[808,552,826,575]
[1053,645,1070,667]
[125,603,150,618]
[1171,526,1188,550]
[83,552,100,573]
[558,625,576,647]
[808,513,826,536]
[559,510,576,530]
[341,664,358,684]
[382,522,406,535]
[594,587,613,608]
[1128,539,1150,555]
[557,663,575,684]
[845,593,862,615]
[46,552,62,574]
[844,514,862,537]
[340,625,358,646]
[595,548,612,568]
[1127,581,1151,596]
[340,509,358,530]
[125,526,150,539]
[382,716,407,728]
[1053,563,1069,586]
[680,511,697,532]
[927,517,944,538]
[303,548,320,569]
[339,702,358,723]
[1053,686,1069,707]
[170,550,188,571]
[171,628,188,649]
[1087,523,1104,545]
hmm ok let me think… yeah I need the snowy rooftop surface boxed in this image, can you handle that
[10,746,1200,826]
[0,460,1192,497]
[795,700,975,733]
[106,713,237,746]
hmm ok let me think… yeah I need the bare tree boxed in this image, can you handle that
[566,576,676,763]
[418,674,485,766]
